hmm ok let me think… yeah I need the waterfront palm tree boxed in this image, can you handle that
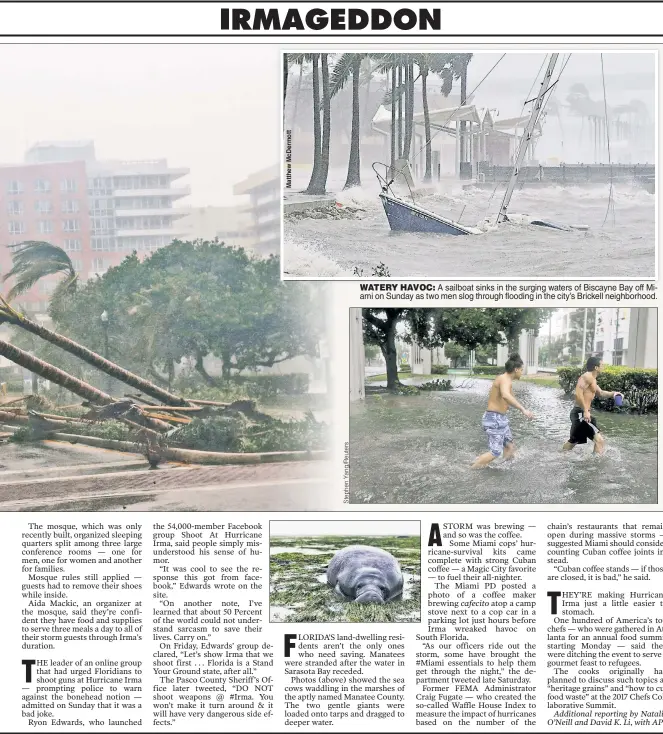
[416,55,433,182]
[1,242,189,406]
[331,53,366,189]
[401,55,416,160]
[304,53,332,195]
[436,54,473,163]
[371,53,403,175]
[283,53,289,107]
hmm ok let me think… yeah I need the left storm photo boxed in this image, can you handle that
[0,44,334,512]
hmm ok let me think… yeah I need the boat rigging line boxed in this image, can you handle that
[601,53,616,227]
[495,53,560,225]
[486,54,547,209]
[485,53,572,212]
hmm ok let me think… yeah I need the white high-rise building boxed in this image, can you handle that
[594,307,657,368]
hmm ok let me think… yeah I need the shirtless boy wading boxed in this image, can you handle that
[563,356,622,455]
[471,354,534,469]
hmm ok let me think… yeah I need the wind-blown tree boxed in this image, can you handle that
[2,242,188,405]
[4,240,78,302]
[330,53,366,189]
[42,240,320,389]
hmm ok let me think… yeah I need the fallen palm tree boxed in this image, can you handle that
[0,340,173,435]
[46,432,329,465]
[0,295,189,407]
[0,346,328,467]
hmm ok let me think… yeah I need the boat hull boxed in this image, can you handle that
[379,193,478,235]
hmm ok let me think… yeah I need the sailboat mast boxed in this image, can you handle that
[496,53,559,224]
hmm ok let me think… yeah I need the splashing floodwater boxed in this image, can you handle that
[284,183,654,278]
[350,379,657,504]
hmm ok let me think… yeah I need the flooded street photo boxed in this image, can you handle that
[350,377,657,505]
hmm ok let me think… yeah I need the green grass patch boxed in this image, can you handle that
[366,373,435,382]
[270,535,421,623]
[472,374,560,388]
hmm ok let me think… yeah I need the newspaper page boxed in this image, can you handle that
[0,2,660,732]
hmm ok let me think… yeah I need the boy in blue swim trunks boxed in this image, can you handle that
[471,354,535,469]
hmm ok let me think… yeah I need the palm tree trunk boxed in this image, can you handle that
[283,54,289,108]
[422,64,432,182]
[2,312,189,406]
[397,61,403,158]
[382,318,400,390]
[305,54,330,195]
[344,55,362,189]
[390,64,397,175]
[319,53,331,191]
[304,54,322,194]
[460,58,468,163]
[0,338,113,405]
[402,57,415,160]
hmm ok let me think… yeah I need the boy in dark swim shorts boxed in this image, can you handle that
[563,356,622,456]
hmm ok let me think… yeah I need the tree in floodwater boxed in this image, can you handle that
[362,308,510,389]
[330,53,367,189]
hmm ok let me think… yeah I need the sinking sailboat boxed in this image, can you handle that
[376,170,481,234]
[375,53,588,236]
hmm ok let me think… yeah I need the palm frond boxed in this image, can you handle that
[4,241,76,301]
[329,53,358,97]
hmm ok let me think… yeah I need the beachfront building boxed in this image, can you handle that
[233,164,280,256]
[181,205,257,251]
[371,98,542,181]
[593,307,657,368]
[1,141,190,314]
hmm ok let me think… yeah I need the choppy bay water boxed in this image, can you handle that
[349,379,657,505]
[284,183,654,279]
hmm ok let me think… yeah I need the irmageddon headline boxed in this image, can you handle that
[220,7,442,31]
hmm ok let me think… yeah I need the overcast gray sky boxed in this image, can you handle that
[0,44,280,206]
[467,52,655,117]
[1,46,653,206]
